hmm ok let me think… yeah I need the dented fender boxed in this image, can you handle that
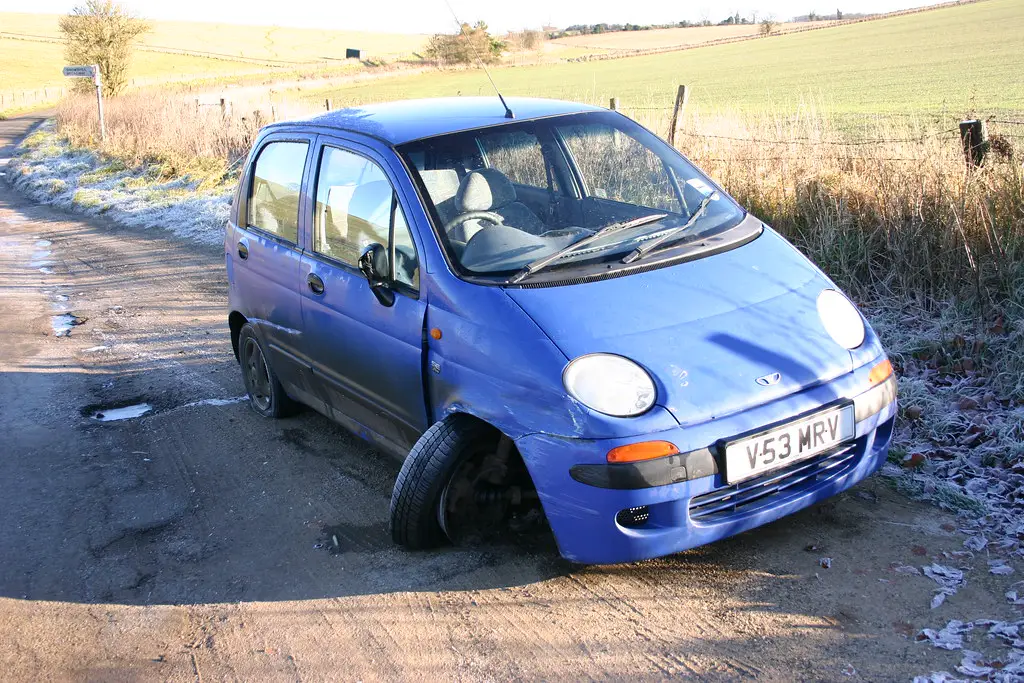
[423,276,678,441]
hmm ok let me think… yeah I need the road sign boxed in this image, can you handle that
[62,64,105,142]
[62,65,96,79]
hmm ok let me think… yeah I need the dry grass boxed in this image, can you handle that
[54,93,318,189]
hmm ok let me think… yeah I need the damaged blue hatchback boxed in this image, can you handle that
[226,97,896,564]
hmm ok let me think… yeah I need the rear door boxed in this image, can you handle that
[299,137,428,452]
[228,133,317,399]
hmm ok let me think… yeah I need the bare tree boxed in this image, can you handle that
[760,17,780,35]
[59,1,150,97]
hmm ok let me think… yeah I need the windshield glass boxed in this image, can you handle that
[397,111,745,280]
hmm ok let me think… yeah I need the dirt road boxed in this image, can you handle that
[0,113,1019,682]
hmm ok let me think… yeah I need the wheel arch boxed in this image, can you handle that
[229,311,248,361]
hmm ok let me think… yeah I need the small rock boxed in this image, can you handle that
[905,405,923,420]
[819,557,833,569]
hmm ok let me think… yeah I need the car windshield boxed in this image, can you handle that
[397,110,745,281]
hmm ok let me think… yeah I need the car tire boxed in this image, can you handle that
[390,414,498,549]
[238,322,297,418]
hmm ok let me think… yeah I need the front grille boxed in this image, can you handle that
[689,443,860,523]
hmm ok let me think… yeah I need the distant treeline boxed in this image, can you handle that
[551,9,874,37]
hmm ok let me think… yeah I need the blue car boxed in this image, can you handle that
[226,97,896,564]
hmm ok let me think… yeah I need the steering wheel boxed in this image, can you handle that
[443,210,504,234]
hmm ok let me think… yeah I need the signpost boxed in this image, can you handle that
[62,65,105,142]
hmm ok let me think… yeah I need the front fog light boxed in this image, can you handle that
[563,354,656,417]
[817,289,866,349]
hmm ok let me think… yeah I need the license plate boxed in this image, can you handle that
[723,404,855,484]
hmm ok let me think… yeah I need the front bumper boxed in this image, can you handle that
[515,365,896,565]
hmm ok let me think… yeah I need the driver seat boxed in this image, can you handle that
[450,168,547,243]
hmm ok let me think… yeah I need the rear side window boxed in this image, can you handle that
[248,141,309,243]
[314,146,419,290]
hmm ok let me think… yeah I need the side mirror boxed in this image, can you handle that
[358,243,395,307]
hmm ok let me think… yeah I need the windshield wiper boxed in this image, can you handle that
[621,193,717,265]
[508,213,667,284]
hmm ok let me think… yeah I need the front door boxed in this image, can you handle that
[299,139,428,453]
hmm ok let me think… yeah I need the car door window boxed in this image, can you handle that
[248,141,308,243]
[314,145,419,290]
[560,123,680,213]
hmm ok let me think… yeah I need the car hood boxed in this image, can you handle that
[504,226,854,427]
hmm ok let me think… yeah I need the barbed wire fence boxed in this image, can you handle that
[608,87,1023,165]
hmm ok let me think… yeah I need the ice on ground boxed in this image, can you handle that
[51,313,84,337]
[39,267,53,274]
[31,260,54,268]
[8,123,232,246]
[91,403,152,421]
[182,396,248,408]
[34,240,51,247]
[83,345,108,353]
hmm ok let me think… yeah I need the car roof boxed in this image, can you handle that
[267,97,605,145]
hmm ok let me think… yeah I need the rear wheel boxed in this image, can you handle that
[390,415,539,549]
[238,323,296,418]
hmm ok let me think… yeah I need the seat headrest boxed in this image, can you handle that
[456,169,517,212]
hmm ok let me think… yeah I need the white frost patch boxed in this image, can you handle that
[51,313,84,337]
[38,267,53,274]
[182,395,248,408]
[83,345,108,353]
[91,403,152,421]
[34,239,51,247]
[922,563,966,608]
[990,559,1015,576]
[31,260,54,268]
[8,123,231,246]
[917,620,973,650]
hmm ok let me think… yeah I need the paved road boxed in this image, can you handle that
[0,113,1017,681]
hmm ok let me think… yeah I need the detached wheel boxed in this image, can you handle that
[391,415,529,549]
[238,322,296,418]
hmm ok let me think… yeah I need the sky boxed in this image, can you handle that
[0,0,936,33]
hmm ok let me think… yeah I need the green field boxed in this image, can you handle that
[304,0,1024,115]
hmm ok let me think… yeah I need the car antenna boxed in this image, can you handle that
[441,0,514,119]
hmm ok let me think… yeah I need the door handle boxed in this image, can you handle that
[237,242,249,260]
[307,273,325,295]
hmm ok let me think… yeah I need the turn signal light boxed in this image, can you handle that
[869,358,893,385]
[607,440,679,464]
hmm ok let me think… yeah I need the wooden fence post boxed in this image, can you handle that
[609,97,619,111]
[667,85,689,146]
[325,98,332,111]
[219,98,227,118]
[959,119,989,167]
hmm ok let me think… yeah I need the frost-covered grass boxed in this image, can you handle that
[8,123,232,246]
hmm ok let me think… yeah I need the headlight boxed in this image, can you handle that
[817,289,865,349]
[563,354,656,417]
